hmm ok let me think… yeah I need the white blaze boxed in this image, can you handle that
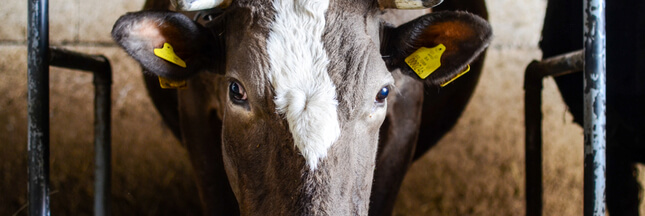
[394,0,424,9]
[267,0,340,170]
[171,0,231,11]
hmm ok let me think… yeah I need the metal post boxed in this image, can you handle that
[27,0,113,214]
[524,61,543,216]
[524,50,584,216]
[92,57,112,216]
[583,0,606,215]
[49,48,113,216]
[27,0,50,215]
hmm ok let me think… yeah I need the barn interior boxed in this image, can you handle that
[1,0,644,215]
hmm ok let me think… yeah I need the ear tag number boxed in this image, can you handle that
[405,44,445,79]
[154,43,187,68]
[440,64,470,87]
[158,76,187,89]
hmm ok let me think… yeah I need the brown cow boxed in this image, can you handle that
[112,0,491,215]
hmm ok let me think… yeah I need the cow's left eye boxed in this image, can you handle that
[375,86,389,103]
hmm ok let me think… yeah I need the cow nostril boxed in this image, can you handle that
[375,86,389,103]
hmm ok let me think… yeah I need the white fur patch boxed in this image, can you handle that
[172,0,229,11]
[267,0,340,170]
[392,0,442,9]
[394,0,424,9]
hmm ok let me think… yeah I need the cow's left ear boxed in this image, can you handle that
[381,11,492,86]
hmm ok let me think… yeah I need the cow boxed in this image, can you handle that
[540,0,645,215]
[111,0,492,215]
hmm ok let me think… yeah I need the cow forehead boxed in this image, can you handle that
[266,0,340,171]
[226,0,381,170]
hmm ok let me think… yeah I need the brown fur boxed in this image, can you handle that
[113,0,491,215]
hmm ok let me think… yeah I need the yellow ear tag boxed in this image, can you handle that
[440,65,470,87]
[404,44,446,79]
[158,76,187,89]
[154,43,187,68]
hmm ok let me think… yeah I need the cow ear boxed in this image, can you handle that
[112,11,224,80]
[381,11,492,86]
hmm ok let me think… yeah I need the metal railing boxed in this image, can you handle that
[27,0,113,215]
[524,50,584,216]
[524,0,607,215]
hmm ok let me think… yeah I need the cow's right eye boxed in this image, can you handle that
[229,81,247,103]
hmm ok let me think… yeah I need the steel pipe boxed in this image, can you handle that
[524,50,584,216]
[583,0,607,215]
[49,48,113,216]
[28,0,113,215]
[524,61,543,216]
[27,0,50,215]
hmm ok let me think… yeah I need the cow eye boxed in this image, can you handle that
[229,81,247,103]
[375,86,390,103]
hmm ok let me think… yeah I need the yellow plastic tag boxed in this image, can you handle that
[158,76,187,89]
[154,43,187,68]
[404,44,446,79]
[440,65,470,87]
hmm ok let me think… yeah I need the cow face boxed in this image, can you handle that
[112,0,490,214]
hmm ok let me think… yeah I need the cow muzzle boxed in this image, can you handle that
[171,0,232,11]
[378,0,443,9]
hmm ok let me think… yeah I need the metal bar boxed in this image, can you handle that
[524,60,543,216]
[583,0,606,215]
[93,69,112,216]
[49,48,113,216]
[49,48,111,73]
[534,50,584,78]
[27,0,50,215]
[524,49,584,216]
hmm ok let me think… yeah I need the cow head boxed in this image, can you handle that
[112,0,491,214]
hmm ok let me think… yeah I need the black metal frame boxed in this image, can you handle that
[524,51,584,216]
[27,0,113,215]
[27,0,50,215]
[582,0,607,215]
[524,0,607,215]
[49,48,113,216]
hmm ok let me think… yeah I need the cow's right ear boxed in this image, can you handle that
[112,11,223,80]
